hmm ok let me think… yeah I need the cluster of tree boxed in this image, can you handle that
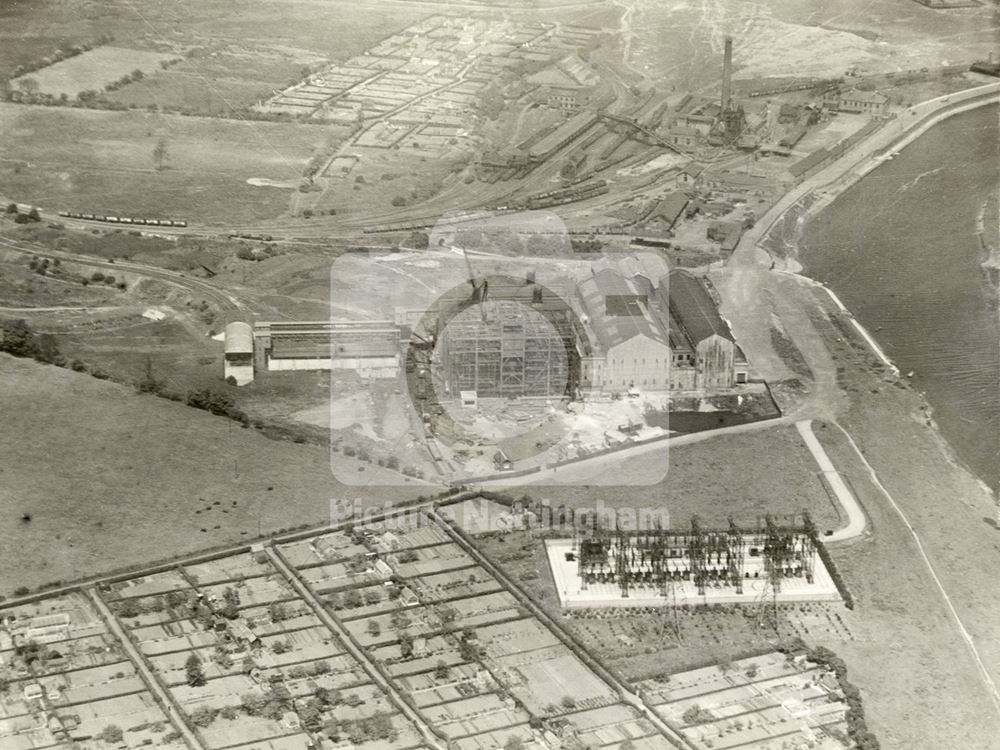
[6,202,41,224]
[0,318,62,365]
[235,243,282,261]
[681,704,716,725]
[268,601,289,622]
[397,548,419,564]
[271,638,293,655]
[115,594,170,618]
[323,711,396,745]
[189,705,219,727]
[806,647,880,749]
[185,388,249,423]
[9,38,110,78]
[185,653,206,687]
[97,724,124,744]
[286,659,332,680]
[104,69,145,93]
[570,237,606,254]
[2,83,318,124]
[457,628,481,662]
[219,587,240,619]
[803,519,854,609]
[239,683,295,721]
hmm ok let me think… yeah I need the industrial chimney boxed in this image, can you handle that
[722,36,733,110]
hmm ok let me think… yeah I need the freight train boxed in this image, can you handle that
[57,211,188,227]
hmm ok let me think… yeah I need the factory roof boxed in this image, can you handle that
[577,274,669,351]
[592,267,641,299]
[646,193,690,228]
[224,321,254,354]
[660,270,734,344]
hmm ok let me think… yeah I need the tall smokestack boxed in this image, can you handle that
[722,36,733,110]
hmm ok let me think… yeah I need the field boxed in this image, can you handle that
[0,104,348,223]
[12,46,179,98]
[0,354,431,597]
[536,423,845,531]
[0,0,430,82]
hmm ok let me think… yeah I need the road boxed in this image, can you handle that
[796,419,866,542]
[432,509,697,750]
[264,546,446,750]
[86,587,205,750]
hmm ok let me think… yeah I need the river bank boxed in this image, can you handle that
[799,103,999,489]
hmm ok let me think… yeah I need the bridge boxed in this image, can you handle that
[597,111,691,156]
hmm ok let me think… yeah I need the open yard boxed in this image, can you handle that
[0,354,429,597]
[0,104,347,223]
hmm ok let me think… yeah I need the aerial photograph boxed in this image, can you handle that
[0,0,997,749]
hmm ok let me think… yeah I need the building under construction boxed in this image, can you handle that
[546,516,835,609]
[439,300,574,399]
[405,274,589,403]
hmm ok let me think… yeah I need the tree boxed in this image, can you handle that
[131,68,144,81]
[98,724,124,743]
[190,706,216,727]
[434,660,450,680]
[269,601,288,622]
[17,77,39,98]
[220,587,240,619]
[185,653,206,687]
[240,691,269,715]
[5,203,17,214]
[0,319,40,359]
[322,717,340,740]
[399,633,414,658]
[367,620,381,637]
[27,207,40,222]
[504,736,525,750]
[153,136,168,171]
[299,698,323,731]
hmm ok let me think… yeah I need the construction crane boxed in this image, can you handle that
[447,243,489,322]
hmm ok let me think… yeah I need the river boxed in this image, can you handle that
[800,104,999,489]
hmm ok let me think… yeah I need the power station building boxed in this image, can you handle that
[575,265,748,393]
[225,265,747,394]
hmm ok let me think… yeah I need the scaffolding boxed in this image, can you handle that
[440,301,572,398]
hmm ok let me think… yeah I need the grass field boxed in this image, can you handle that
[0,354,436,597]
[12,46,179,98]
[537,424,843,531]
[0,104,349,222]
[105,50,318,115]
[0,0,430,81]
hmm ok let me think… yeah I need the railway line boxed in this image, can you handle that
[0,234,250,315]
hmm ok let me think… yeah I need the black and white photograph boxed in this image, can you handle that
[0,1,998,749]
